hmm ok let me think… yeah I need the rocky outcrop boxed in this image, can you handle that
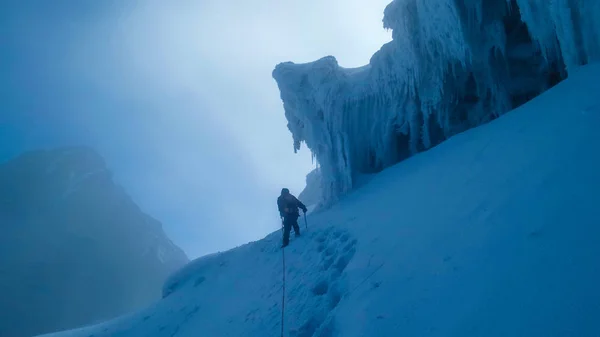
[298,169,323,209]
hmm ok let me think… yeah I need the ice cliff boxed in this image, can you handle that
[0,147,188,337]
[273,0,600,205]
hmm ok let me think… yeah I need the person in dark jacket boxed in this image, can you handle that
[277,188,307,247]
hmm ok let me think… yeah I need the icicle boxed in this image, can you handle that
[273,0,600,206]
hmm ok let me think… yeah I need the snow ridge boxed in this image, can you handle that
[273,0,600,205]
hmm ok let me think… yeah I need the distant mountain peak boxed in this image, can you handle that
[0,147,188,337]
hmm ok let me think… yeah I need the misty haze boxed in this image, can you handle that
[2,0,600,336]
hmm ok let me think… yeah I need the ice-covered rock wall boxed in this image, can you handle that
[298,168,322,209]
[273,0,600,205]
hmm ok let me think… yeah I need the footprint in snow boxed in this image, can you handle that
[294,227,357,337]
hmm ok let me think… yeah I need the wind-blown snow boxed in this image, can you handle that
[39,62,600,337]
[273,0,600,205]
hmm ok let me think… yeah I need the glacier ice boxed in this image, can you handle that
[273,0,600,205]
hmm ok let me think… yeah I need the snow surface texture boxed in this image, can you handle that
[273,0,600,205]
[40,63,600,337]
[0,147,188,337]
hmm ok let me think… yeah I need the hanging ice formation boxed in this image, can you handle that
[272,0,600,206]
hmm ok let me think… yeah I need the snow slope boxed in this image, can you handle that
[40,63,600,336]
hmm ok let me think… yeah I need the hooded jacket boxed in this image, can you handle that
[277,193,307,218]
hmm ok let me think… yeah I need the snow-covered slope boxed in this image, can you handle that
[273,0,600,205]
[40,61,600,336]
[0,147,188,337]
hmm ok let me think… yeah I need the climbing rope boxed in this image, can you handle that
[279,214,309,336]
[348,261,385,295]
[280,221,286,337]
[277,213,390,337]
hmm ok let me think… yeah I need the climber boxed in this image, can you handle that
[277,188,307,248]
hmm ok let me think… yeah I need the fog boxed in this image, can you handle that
[1,0,392,258]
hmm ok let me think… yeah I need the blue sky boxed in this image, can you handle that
[1,0,391,258]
